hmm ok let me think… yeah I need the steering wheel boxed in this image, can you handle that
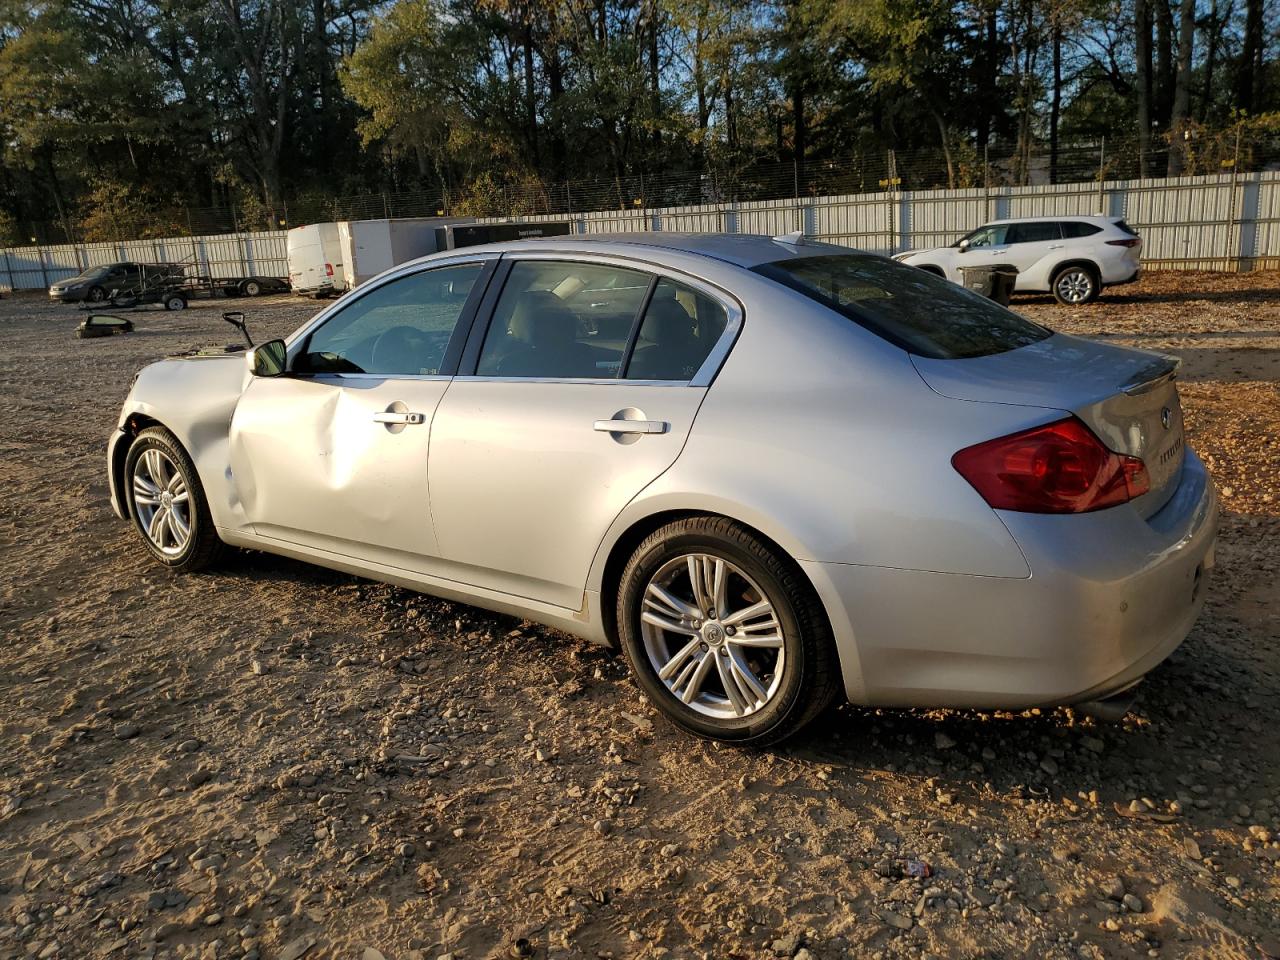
[370,325,425,375]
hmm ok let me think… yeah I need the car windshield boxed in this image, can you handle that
[77,266,111,281]
[754,254,1052,360]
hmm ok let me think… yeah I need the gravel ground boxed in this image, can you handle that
[0,272,1277,960]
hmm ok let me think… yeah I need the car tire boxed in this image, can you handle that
[616,516,839,746]
[124,427,223,571]
[1051,264,1099,305]
[86,286,106,303]
[242,279,262,297]
[164,293,187,311]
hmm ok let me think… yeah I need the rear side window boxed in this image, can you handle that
[476,260,650,379]
[1115,220,1139,236]
[1006,221,1062,243]
[754,254,1051,360]
[625,279,728,381]
[1060,221,1103,238]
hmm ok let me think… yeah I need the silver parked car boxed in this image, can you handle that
[108,233,1217,745]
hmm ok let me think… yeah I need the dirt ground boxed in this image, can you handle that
[0,270,1277,960]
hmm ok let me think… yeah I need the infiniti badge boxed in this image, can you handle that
[1161,407,1172,429]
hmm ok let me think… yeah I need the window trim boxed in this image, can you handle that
[456,252,743,388]
[282,254,499,380]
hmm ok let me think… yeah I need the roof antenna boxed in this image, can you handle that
[772,230,806,245]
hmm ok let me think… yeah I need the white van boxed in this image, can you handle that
[287,218,476,297]
[286,223,344,297]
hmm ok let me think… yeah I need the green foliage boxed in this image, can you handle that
[0,0,1277,237]
[0,208,19,246]
[77,178,186,241]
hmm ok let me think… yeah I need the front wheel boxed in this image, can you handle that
[1052,265,1100,305]
[616,517,839,746]
[86,285,106,303]
[124,427,223,571]
[242,279,262,297]
[164,293,188,311]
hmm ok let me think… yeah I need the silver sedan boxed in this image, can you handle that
[107,233,1218,744]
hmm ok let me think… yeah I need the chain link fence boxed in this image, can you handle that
[10,130,1280,246]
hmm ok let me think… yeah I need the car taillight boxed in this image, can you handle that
[1106,238,1141,248]
[325,263,333,276]
[952,417,1150,513]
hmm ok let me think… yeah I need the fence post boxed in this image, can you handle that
[1097,137,1106,213]
[1225,128,1242,272]
[984,144,994,222]
[37,245,49,289]
[3,250,14,292]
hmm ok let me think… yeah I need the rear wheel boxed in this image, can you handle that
[242,279,262,297]
[124,427,223,571]
[1052,265,1099,305]
[164,293,187,311]
[616,517,839,746]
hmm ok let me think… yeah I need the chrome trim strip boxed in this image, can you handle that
[451,376,697,387]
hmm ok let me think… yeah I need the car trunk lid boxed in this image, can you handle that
[911,333,1185,517]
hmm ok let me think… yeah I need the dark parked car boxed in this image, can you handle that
[49,262,185,303]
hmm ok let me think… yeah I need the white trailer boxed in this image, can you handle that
[287,217,476,297]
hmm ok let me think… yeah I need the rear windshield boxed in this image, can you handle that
[754,254,1051,360]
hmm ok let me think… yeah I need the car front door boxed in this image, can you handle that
[427,255,737,609]
[227,257,495,569]
[951,224,1009,280]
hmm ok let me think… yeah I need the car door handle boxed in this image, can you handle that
[594,418,668,435]
[373,411,425,425]
[1048,244,1065,250]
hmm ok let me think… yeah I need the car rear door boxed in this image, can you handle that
[426,254,738,609]
[1003,221,1064,285]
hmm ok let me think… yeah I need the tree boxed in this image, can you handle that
[1167,0,1196,174]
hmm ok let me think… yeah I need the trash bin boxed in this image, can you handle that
[959,264,1018,306]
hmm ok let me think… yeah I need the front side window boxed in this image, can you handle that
[754,254,1051,360]
[298,262,483,375]
[625,279,729,381]
[1006,221,1062,244]
[476,261,650,379]
[959,224,1008,248]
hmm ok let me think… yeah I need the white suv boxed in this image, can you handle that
[893,215,1142,305]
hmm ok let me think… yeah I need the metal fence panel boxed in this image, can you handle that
[5,173,1280,291]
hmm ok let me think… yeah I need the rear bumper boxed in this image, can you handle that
[1103,264,1141,287]
[291,280,336,297]
[806,449,1217,709]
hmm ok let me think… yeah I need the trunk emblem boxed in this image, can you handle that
[1161,407,1172,429]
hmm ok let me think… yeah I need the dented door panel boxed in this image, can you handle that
[228,375,450,567]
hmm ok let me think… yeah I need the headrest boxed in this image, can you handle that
[508,290,575,343]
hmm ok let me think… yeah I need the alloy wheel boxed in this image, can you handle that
[639,553,786,719]
[1055,269,1093,303]
[131,448,192,556]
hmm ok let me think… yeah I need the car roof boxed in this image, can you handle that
[445,231,861,268]
[982,214,1121,226]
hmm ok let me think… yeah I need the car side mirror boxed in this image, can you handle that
[957,239,971,252]
[247,339,288,377]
